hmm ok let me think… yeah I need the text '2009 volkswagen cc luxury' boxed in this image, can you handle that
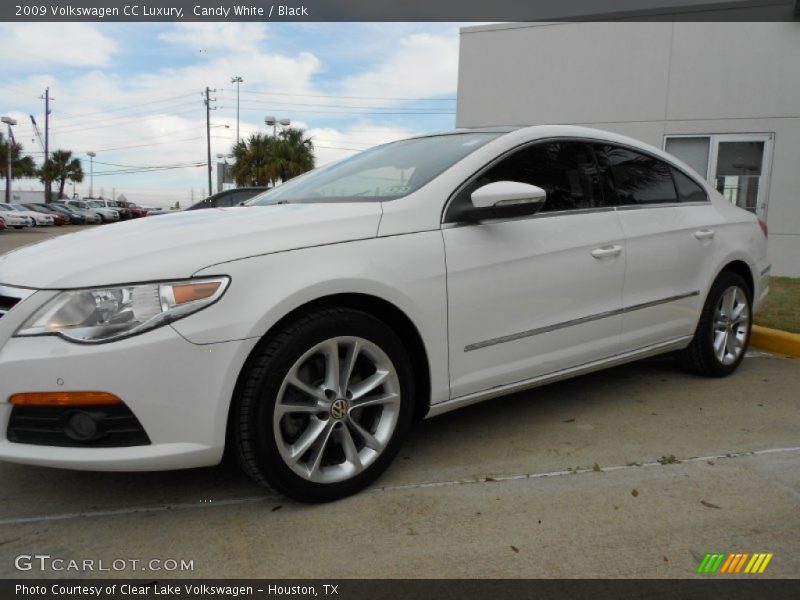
[0,126,769,501]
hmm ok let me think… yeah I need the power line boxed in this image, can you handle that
[239,90,456,102]
[51,103,202,133]
[56,92,199,122]
[236,106,454,116]
[219,96,455,112]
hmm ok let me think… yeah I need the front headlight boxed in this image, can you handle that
[15,277,229,343]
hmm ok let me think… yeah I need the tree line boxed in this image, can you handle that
[1,134,84,202]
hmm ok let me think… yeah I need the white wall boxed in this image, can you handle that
[457,22,800,276]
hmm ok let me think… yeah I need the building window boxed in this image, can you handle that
[664,133,773,219]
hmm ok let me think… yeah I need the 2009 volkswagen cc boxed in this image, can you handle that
[0,126,769,501]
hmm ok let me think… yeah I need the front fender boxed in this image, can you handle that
[172,232,450,405]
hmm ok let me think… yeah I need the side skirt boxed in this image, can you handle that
[426,336,693,418]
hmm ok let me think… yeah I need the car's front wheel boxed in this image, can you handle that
[677,271,752,377]
[232,307,415,502]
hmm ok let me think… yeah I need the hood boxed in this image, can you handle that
[0,203,382,289]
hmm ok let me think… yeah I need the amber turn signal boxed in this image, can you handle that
[9,391,123,406]
[171,281,222,305]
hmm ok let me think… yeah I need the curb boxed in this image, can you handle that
[751,325,800,359]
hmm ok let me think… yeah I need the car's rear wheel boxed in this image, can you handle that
[232,307,414,502]
[677,271,752,377]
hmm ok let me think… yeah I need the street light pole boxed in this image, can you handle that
[231,76,243,144]
[87,151,96,198]
[264,116,291,138]
[1,117,18,204]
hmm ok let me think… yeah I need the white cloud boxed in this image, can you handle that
[158,23,268,53]
[340,33,459,100]
[0,24,118,68]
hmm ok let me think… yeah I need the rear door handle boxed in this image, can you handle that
[694,229,715,240]
[591,245,623,259]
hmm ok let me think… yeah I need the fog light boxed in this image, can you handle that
[9,391,122,406]
[65,411,99,441]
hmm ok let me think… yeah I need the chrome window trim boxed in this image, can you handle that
[441,135,710,224]
[464,291,699,352]
[615,201,709,211]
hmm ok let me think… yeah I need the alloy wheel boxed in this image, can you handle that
[712,285,750,365]
[273,336,402,484]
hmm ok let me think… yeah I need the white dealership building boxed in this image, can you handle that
[456,18,800,275]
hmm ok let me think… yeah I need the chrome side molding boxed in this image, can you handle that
[465,291,699,352]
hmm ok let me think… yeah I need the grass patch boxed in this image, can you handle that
[755,277,800,333]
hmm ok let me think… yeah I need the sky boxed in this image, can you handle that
[0,22,467,207]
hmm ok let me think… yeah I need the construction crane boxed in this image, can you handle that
[29,115,45,151]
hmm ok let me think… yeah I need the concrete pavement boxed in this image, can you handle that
[0,353,797,578]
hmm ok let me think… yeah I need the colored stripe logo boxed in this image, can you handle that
[697,553,773,574]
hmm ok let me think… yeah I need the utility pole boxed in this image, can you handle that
[231,76,243,144]
[1,117,17,204]
[87,152,96,198]
[42,87,52,202]
[204,87,216,197]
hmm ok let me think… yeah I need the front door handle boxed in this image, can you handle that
[694,229,716,240]
[591,245,623,259]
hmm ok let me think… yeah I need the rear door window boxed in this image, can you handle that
[671,168,708,203]
[593,144,678,206]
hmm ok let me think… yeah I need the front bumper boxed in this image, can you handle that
[0,288,258,471]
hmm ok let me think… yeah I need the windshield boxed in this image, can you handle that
[88,201,104,208]
[11,205,29,211]
[249,132,500,205]
[0,205,12,211]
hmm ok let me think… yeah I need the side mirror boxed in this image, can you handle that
[464,181,547,222]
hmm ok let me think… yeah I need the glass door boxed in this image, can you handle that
[665,133,773,220]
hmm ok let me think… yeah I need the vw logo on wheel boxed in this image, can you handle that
[330,398,349,420]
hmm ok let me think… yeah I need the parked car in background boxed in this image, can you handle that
[21,204,67,226]
[64,200,119,223]
[89,198,131,220]
[0,126,769,502]
[116,200,147,218]
[185,187,270,210]
[42,203,86,225]
[8,204,54,226]
[53,202,103,224]
[139,206,169,216]
[0,205,32,228]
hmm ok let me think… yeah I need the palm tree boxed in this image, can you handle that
[273,128,315,183]
[230,128,315,188]
[39,150,84,200]
[0,135,36,202]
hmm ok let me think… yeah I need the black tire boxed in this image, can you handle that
[231,307,415,502]
[676,271,752,377]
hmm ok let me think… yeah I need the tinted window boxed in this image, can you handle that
[594,145,677,205]
[454,141,605,217]
[671,168,708,203]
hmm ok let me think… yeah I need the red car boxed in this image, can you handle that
[22,203,67,226]
[116,200,147,218]
[0,217,6,232]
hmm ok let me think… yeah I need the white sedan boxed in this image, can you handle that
[0,126,769,501]
[8,204,55,226]
[0,206,32,229]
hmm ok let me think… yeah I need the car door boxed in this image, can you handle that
[591,143,723,350]
[443,140,626,399]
